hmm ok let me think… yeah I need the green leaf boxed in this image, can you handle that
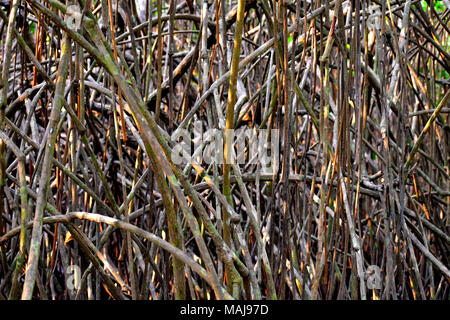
[421,0,428,11]
[435,1,445,12]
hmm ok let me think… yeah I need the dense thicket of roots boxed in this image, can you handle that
[0,0,449,300]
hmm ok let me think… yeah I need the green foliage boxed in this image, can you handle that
[30,22,36,34]
[421,0,446,12]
